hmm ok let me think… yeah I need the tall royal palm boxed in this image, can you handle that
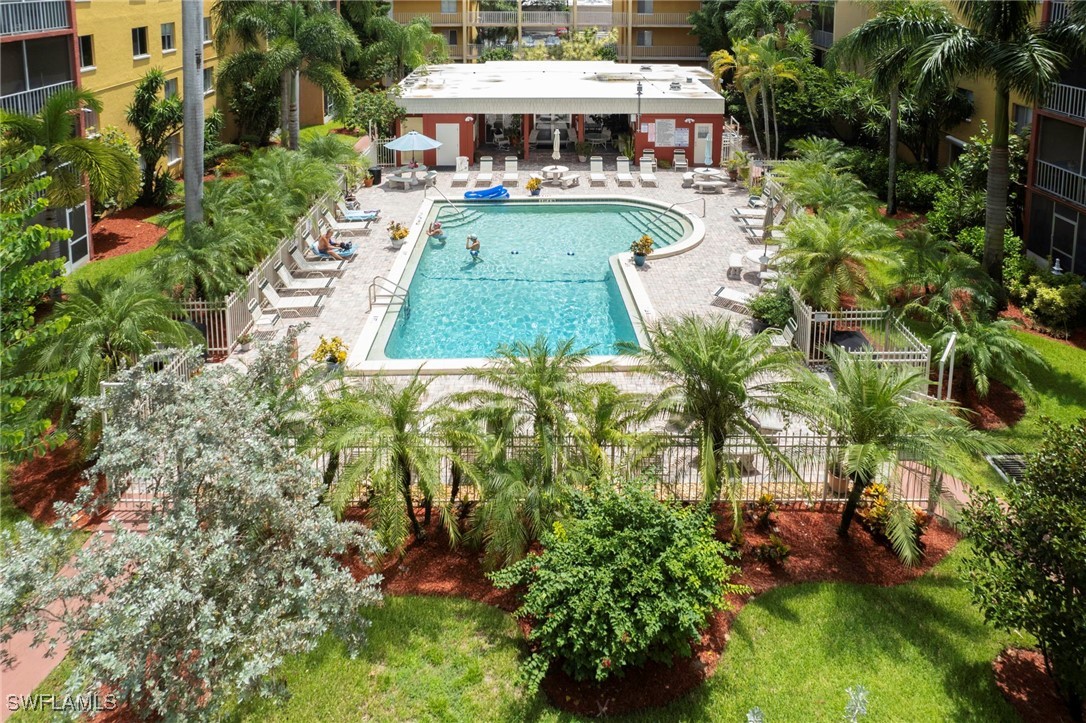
[182,0,205,223]
[785,347,993,539]
[215,0,360,150]
[0,89,138,253]
[915,1,1083,282]
[832,0,955,215]
[355,15,448,83]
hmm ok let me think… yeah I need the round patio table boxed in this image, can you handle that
[746,248,778,271]
[541,165,569,183]
[693,167,722,178]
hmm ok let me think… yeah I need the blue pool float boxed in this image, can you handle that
[464,186,510,200]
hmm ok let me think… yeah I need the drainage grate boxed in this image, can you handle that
[986,454,1028,484]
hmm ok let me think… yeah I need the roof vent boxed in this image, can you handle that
[686,77,694,83]
[639,65,652,71]
[669,81,682,91]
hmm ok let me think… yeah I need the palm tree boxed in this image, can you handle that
[781,165,876,213]
[358,16,449,82]
[778,208,899,309]
[569,382,659,482]
[214,0,360,150]
[711,42,764,157]
[899,230,994,324]
[125,69,184,206]
[150,222,253,301]
[914,0,1085,282]
[623,316,796,520]
[784,347,994,558]
[182,0,205,224]
[35,277,200,418]
[725,0,796,42]
[932,316,1046,401]
[832,0,955,215]
[0,88,138,252]
[787,135,851,169]
[319,375,453,553]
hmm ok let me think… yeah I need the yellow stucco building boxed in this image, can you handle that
[75,0,223,169]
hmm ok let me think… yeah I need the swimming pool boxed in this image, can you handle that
[369,201,691,362]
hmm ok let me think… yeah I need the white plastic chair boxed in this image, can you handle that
[615,157,635,186]
[502,157,519,187]
[638,159,657,187]
[589,156,605,186]
[476,156,494,186]
[259,280,324,317]
[451,156,470,186]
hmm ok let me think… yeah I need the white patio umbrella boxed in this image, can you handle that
[703,132,714,167]
[552,129,561,161]
[384,131,442,166]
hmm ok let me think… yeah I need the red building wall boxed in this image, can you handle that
[398,114,477,167]
[633,113,724,166]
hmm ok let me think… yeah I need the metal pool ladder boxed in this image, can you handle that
[369,276,411,318]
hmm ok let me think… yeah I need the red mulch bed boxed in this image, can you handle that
[962,379,1027,431]
[353,506,959,717]
[994,648,1085,723]
[5,439,98,525]
[90,206,168,261]
[1000,302,1086,351]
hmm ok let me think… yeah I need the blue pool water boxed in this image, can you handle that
[381,202,689,359]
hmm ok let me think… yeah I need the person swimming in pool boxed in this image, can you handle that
[466,234,481,262]
[427,221,445,238]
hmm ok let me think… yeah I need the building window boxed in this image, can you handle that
[637,0,653,13]
[79,35,94,69]
[132,27,149,58]
[84,107,99,136]
[447,29,458,46]
[203,67,214,94]
[203,16,212,44]
[161,22,175,52]
[164,78,178,98]
[636,30,652,47]
[441,0,457,12]
[167,134,181,164]
[958,87,976,121]
[1013,103,1033,134]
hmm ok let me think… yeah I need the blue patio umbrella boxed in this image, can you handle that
[384,131,442,165]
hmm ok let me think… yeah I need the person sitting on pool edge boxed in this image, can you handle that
[466,234,481,262]
[426,221,445,238]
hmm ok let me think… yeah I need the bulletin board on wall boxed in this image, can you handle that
[655,119,676,147]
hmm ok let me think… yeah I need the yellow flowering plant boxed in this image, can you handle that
[525,177,543,192]
[630,234,655,256]
[386,221,410,241]
[312,336,348,364]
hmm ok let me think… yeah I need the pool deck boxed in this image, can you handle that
[240,157,775,398]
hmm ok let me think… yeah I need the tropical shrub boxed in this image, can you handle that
[491,482,747,688]
[126,69,183,207]
[962,418,1086,718]
[751,534,791,565]
[844,148,890,196]
[481,46,515,62]
[856,482,931,551]
[93,126,141,213]
[956,226,1025,289]
[894,168,943,212]
[338,88,406,137]
[927,169,985,241]
[226,79,280,145]
[752,492,779,531]
[1009,268,1086,335]
[932,316,1046,400]
[748,286,793,328]
[0,341,383,720]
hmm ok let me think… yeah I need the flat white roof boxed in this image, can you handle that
[396,61,724,116]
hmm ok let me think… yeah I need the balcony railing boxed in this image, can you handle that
[392,12,462,25]
[522,10,571,25]
[631,45,706,59]
[0,80,73,116]
[1,0,71,37]
[628,12,694,26]
[1035,160,1086,208]
[1044,82,1086,122]
[1050,0,1068,21]
[811,28,833,48]
[471,10,516,25]
[575,10,613,27]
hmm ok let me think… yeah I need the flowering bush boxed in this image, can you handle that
[525,177,543,192]
[386,221,410,241]
[858,482,930,544]
[312,336,348,364]
[630,234,655,256]
[752,492,779,530]
[491,482,747,689]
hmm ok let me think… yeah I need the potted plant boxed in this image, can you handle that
[726,150,751,182]
[526,177,543,197]
[235,332,254,353]
[362,170,374,188]
[630,234,654,267]
[312,336,348,373]
[386,220,410,248]
[575,140,591,163]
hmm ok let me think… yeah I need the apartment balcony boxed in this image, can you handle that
[1035,160,1086,208]
[1,0,71,37]
[614,12,693,26]
[0,79,72,116]
[631,45,706,60]
[1050,0,1068,21]
[471,10,517,25]
[521,10,571,26]
[1043,82,1086,122]
[575,10,613,27]
[811,28,833,48]
[392,11,462,25]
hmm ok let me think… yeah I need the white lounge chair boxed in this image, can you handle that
[640,150,657,172]
[694,180,726,194]
[589,156,606,186]
[615,157,635,186]
[769,318,797,348]
[638,159,657,187]
[559,173,580,188]
[451,156,470,186]
[732,207,770,218]
[290,246,345,276]
[275,261,333,295]
[247,298,280,339]
[502,157,519,187]
[259,280,324,317]
[743,226,787,242]
[673,150,689,172]
[335,202,380,223]
[320,208,371,235]
[712,286,752,313]
[476,156,494,186]
[727,253,743,280]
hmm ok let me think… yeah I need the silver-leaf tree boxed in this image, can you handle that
[0,337,382,720]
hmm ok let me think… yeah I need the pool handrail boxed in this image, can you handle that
[424,183,467,216]
[642,198,706,233]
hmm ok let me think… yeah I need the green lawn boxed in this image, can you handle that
[299,121,360,145]
[62,245,163,295]
[228,546,1018,722]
